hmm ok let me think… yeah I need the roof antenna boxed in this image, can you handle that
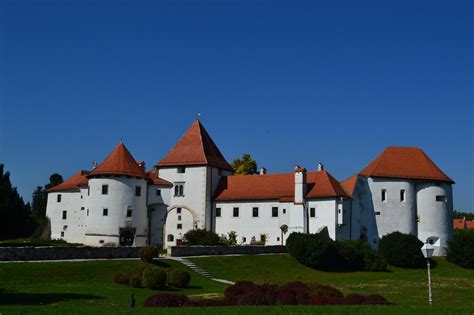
[197,110,201,121]
[120,137,123,144]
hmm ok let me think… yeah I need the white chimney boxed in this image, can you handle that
[317,163,324,171]
[259,167,267,175]
[294,165,307,204]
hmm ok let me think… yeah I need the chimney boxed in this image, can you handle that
[92,161,98,170]
[259,167,267,175]
[317,163,324,171]
[294,165,307,204]
[137,161,146,170]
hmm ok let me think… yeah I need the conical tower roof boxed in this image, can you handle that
[156,120,233,171]
[88,143,147,178]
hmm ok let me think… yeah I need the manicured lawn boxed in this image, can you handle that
[0,254,473,314]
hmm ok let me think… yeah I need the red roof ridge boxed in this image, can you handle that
[47,170,90,192]
[341,174,359,197]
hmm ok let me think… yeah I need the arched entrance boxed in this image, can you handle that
[163,205,198,248]
[119,228,135,246]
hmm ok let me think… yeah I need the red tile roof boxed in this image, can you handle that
[466,221,474,230]
[341,174,359,197]
[213,170,349,202]
[453,219,466,230]
[88,143,148,179]
[147,169,173,186]
[156,120,233,171]
[47,170,90,192]
[359,147,454,183]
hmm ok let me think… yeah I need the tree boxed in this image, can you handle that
[453,211,474,221]
[232,154,257,175]
[0,164,31,240]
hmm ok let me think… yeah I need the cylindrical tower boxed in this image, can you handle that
[416,182,453,255]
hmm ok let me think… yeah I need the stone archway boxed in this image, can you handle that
[163,205,199,248]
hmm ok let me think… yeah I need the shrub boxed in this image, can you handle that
[224,281,258,304]
[379,232,426,268]
[129,274,141,288]
[364,294,391,304]
[447,229,474,269]
[307,283,344,298]
[277,282,309,305]
[342,294,365,304]
[167,269,191,288]
[139,246,159,262]
[183,229,222,246]
[112,272,131,285]
[183,299,230,307]
[286,232,339,271]
[143,293,188,307]
[142,266,167,290]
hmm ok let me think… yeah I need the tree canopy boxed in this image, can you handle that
[231,154,258,175]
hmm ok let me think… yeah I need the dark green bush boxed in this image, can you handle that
[379,232,425,268]
[336,240,386,271]
[183,229,222,246]
[447,229,474,269]
[167,269,191,288]
[129,274,141,288]
[139,246,159,262]
[112,272,131,285]
[142,266,167,290]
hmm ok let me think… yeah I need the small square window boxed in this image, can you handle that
[156,189,161,196]
[80,207,85,210]
[277,237,280,242]
[61,231,64,237]
[400,189,406,202]
[103,208,108,216]
[272,207,278,217]
[375,211,381,215]
[252,207,259,217]
[177,223,182,229]
[62,210,67,220]
[57,194,62,203]
[99,240,104,244]
[177,207,182,214]
[178,215,181,221]
[283,209,286,214]
[310,207,315,218]
[135,186,141,196]
[102,185,108,195]
[436,195,446,202]
[242,237,246,243]
[381,189,387,202]
[233,207,239,217]
[216,207,221,217]
[126,209,133,217]
[177,167,186,173]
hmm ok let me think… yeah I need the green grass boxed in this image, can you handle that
[0,254,473,314]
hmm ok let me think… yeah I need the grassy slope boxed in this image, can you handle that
[0,254,473,314]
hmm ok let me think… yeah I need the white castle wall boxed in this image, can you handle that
[84,176,148,246]
[214,201,292,245]
[307,199,337,238]
[164,206,195,247]
[416,182,453,255]
[147,184,172,247]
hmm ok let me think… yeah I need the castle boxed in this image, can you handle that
[46,120,454,255]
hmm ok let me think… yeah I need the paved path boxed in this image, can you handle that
[167,256,235,285]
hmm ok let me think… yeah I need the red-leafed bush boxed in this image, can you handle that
[342,294,365,304]
[308,283,344,298]
[276,290,298,305]
[184,299,230,307]
[363,294,391,305]
[143,294,189,307]
[277,282,310,305]
[308,295,338,305]
[224,281,258,304]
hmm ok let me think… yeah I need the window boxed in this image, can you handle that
[102,185,108,195]
[57,194,62,202]
[179,185,184,196]
[436,195,446,202]
[177,207,182,214]
[310,207,315,218]
[126,208,133,217]
[216,207,221,217]
[62,210,67,220]
[283,208,286,214]
[103,208,108,216]
[99,240,104,244]
[381,189,387,202]
[177,224,182,229]
[177,167,186,173]
[174,183,184,196]
[167,234,174,242]
[252,207,259,217]
[277,237,280,242]
[87,187,90,196]
[178,215,181,221]
[174,185,179,196]
[375,211,381,215]
[61,231,64,237]
[156,189,161,196]
[400,189,405,202]
[233,207,239,217]
[135,186,141,196]
[87,209,89,216]
[242,237,246,243]
[272,207,278,217]
[260,234,266,242]
[80,207,85,210]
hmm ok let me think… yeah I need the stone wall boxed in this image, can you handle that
[169,245,287,257]
[0,246,140,261]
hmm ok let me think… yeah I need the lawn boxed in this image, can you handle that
[0,254,473,314]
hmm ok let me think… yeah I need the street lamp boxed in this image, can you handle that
[421,242,435,306]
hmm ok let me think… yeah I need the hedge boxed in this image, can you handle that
[447,229,474,269]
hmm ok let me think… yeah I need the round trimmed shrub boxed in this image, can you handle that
[129,274,141,288]
[112,272,131,285]
[142,266,167,290]
[143,293,188,307]
[167,269,191,288]
[447,229,474,269]
[139,246,159,262]
[379,232,426,268]
[183,229,222,245]
[307,283,343,298]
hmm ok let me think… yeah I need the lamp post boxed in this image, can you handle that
[421,242,435,306]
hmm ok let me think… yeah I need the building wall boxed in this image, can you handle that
[164,206,196,247]
[214,201,292,245]
[307,199,337,238]
[416,182,453,255]
[147,184,172,247]
[46,190,86,244]
[84,176,148,246]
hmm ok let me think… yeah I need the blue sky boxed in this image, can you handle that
[0,1,472,211]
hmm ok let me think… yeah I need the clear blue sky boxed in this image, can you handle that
[0,1,472,211]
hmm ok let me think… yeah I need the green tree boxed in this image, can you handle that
[453,211,474,221]
[231,153,257,175]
